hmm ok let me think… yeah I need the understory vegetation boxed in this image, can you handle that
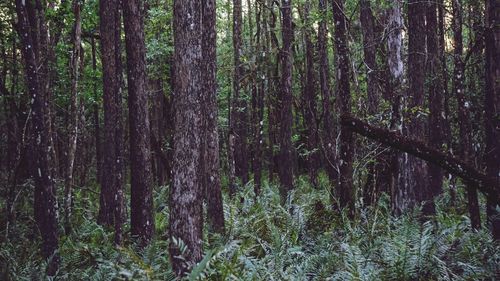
[2,174,498,280]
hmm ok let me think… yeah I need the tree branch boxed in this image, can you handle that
[340,114,498,198]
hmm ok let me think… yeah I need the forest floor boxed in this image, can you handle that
[1,174,499,280]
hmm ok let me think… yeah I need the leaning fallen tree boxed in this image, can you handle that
[340,114,498,199]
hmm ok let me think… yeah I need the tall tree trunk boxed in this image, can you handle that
[278,0,294,203]
[231,0,249,186]
[425,0,443,217]
[64,0,83,234]
[385,0,405,214]
[123,0,155,245]
[360,0,378,114]
[98,0,125,246]
[484,0,500,240]
[91,36,102,186]
[302,2,320,188]
[169,0,204,274]
[332,0,354,214]
[406,0,428,212]
[360,0,381,205]
[202,0,225,235]
[15,0,59,275]
[252,0,265,195]
[318,0,337,183]
[452,0,481,229]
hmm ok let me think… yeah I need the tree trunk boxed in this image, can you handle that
[169,0,204,274]
[425,0,444,217]
[91,36,102,186]
[385,0,405,214]
[15,0,59,275]
[484,0,500,240]
[318,0,337,183]
[332,0,354,214]
[405,0,428,212]
[202,0,225,235]
[64,0,83,234]
[98,0,125,246]
[278,0,294,203]
[302,2,320,188]
[123,0,155,245]
[452,0,481,229]
[341,115,498,196]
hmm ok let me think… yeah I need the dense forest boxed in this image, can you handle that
[0,0,499,279]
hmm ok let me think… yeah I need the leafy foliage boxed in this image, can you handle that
[1,175,498,280]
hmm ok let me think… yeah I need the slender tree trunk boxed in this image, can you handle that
[425,0,443,217]
[485,0,500,240]
[202,0,225,235]
[252,0,265,195]
[64,0,83,234]
[278,0,294,203]
[452,0,481,229]
[360,0,378,114]
[15,0,59,275]
[169,0,204,274]
[332,0,354,214]
[98,0,125,246]
[91,36,102,186]
[385,0,405,214]
[301,2,320,188]
[318,0,337,183]
[360,0,382,205]
[123,0,155,245]
[231,0,249,187]
[406,0,428,212]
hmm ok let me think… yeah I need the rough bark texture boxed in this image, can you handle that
[231,0,249,186]
[302,2,320,188]
[202,0,225,235]
[15,0,59,275]
[169,0,204,275]
[385,0,405,212]
[341,115,498,198]
[452,0,481,229]
[405,0,428,212]
[318,0,337,183]
[98,0,125,246]
[332,0,354,214]
[425,0,443,217]
[360,0,378,114]
[278,0,294,203]
[64,0,83,234]
[485,0,500,240]
[123,0,155,245]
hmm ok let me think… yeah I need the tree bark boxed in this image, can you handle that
[452,0,481,229]
[301,2,320,188]
[15,0,59,275]
[425,0,444,217]
[231,0,249,186]
[64,0,83,234]
[278,0,294,203]
[385,0,405,214]
[318,0,337,183]
[98,0,125,246]
[169,0,204,275]
[405,0,428,212]
[332,0,354,214]
[123,0,155,245]
[202,0,225,235]
[484,0,500,240]
[341,115,498,198]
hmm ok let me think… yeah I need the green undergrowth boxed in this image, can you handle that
[1,174,498,280]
